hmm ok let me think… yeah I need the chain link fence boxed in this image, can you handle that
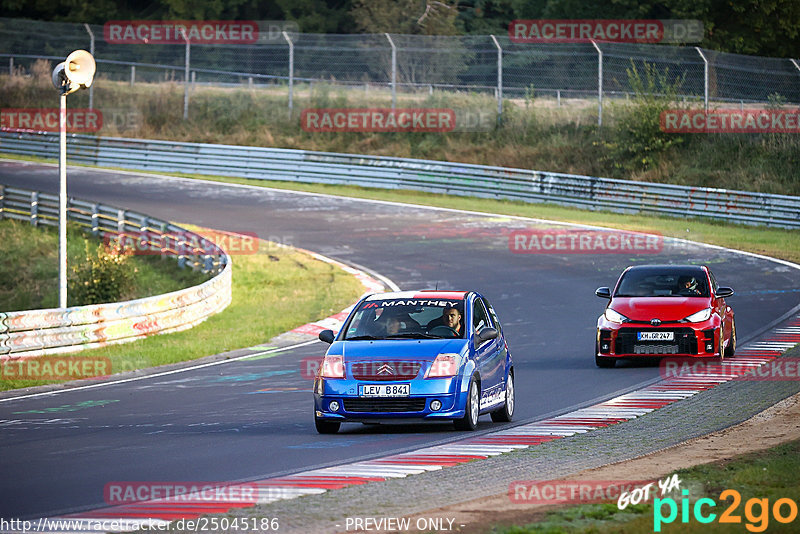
[1,17,799,122]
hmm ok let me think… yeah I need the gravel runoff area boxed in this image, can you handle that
[196,345,800,534]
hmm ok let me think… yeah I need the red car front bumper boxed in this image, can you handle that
[596,319,723,358]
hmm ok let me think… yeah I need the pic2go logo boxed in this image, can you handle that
[654,489,799,532]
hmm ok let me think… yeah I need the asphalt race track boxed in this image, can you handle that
[1,160,799,520]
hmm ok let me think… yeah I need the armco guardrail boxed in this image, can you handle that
[0,185,232,358]
[2,131,799,228]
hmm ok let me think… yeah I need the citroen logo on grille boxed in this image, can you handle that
[376,364,395,376]
[650,318,662,326]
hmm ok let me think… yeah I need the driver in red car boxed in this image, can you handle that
[679,275,702,295]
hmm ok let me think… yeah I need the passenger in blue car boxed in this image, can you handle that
[384,315,402,335]
[379,312,419,336]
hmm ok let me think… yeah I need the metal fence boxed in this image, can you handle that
[0,184,232,358]
[2,130,798,228]
[2,17,800,123]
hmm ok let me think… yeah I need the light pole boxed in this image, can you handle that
[51,50,96,309]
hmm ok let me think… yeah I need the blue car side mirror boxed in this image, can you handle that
[319,329,335,344]
[476,327,498,345]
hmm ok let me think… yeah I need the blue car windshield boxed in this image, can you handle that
[343,298,465,340]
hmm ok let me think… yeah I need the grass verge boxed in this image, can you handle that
[0,218,209,311]
[498,439,800,533]
[2,67,799,195]
[0,223,365,391]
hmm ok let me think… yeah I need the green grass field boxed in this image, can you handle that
[0,220,365,391]
[0,218,209,311]
[2,64,799,195]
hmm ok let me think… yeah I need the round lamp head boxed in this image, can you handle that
[52,50,95,94]
[64,50,96,88]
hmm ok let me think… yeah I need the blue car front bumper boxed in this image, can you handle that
[314,375,468,421]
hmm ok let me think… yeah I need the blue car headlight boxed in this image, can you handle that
[425,353,461,378]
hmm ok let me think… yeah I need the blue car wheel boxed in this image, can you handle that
[491,372,514,422]
[454,376,479,431]
[315,416,341,434]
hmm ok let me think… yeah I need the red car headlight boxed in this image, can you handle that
[604,308,629,324]
[683,308,712,323]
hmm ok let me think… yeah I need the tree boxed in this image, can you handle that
[458,0,517,34]
[508,0,800,57]
[350,0,459,35]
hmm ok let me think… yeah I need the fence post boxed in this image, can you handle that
[0,184,4,220]
[490,35,503,122]
[8,57,13,75]
[59,93,67,309]
[30,191,39,227]
[591,40,603,126]
[283,31,294,115]
[83,23,95,111]
[117,209,126,234]
[385,33,397,109]
[182,29,190,120]
[130,65,135,86]
[91,203,99,235]
[696,47,708,112]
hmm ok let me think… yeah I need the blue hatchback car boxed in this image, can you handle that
[313,290,514,433]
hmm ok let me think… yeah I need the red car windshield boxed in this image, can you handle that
[615,270,709,298]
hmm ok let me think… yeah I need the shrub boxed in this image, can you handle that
[601,61,687,173]
[766,92,787,110]
[69,238,136,305]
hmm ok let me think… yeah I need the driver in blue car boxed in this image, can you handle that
[426,305,462,336]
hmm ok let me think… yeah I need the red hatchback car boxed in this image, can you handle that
[595,265,735,368]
